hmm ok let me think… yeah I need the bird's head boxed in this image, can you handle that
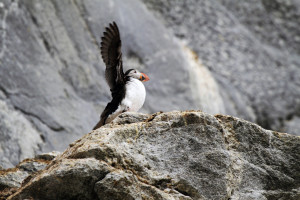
[125,69,150,82]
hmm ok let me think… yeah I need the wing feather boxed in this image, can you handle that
[100,22,125,90]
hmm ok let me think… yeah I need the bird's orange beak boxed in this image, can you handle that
[140,73,150,82]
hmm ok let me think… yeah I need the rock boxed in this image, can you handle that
[34,151,61,161]
[94,170,192,200]
[0,100,43,168]
[0,152,58,189]
[111,112,150,126]
[0,152,58,199]
[143,0,300,132]
[0,0,226,167]
[285,116,300,135]
[0,160,49,190]
[0,169,29,190]
[4,111,300,200]
[1,0,299,169]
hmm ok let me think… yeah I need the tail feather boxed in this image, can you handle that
[93,99,124,130]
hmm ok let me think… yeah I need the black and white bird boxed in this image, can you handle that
[93,22,150,130]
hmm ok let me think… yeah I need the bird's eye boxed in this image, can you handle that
[134,70,136,73]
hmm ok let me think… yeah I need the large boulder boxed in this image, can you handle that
[2,111,299,200]
[0,0,299,167]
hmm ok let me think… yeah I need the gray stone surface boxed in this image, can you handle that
[0,151,58,199]
[0,170,29,190]
[0,0,299,168]
[285,116,300,135]
[143,0,300,132]
[0,100,43,168]
[4,111,300,200]
[0,156,51,191]
[34,151,61,161]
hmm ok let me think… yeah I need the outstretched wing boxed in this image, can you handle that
[100,22,125,90]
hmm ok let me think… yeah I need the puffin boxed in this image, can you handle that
[93,22,150,130]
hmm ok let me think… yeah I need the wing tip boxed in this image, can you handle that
[99,21,122,67]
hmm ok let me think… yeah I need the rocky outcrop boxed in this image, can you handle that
[0,151,60,200]
[1,111,299,200]
[1,0,299,168]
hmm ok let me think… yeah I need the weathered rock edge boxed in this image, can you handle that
[3,111,300,200]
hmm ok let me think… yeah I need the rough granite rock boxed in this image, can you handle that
[0,151,58,200]
[3,111,299,200]
[1,0,299,169]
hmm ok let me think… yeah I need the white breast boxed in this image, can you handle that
[122,78,146,112]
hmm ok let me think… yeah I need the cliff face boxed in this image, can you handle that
[1,112,300,200]
[143,0,300,132]
[0,0,224,168]
[0,0,300,168]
